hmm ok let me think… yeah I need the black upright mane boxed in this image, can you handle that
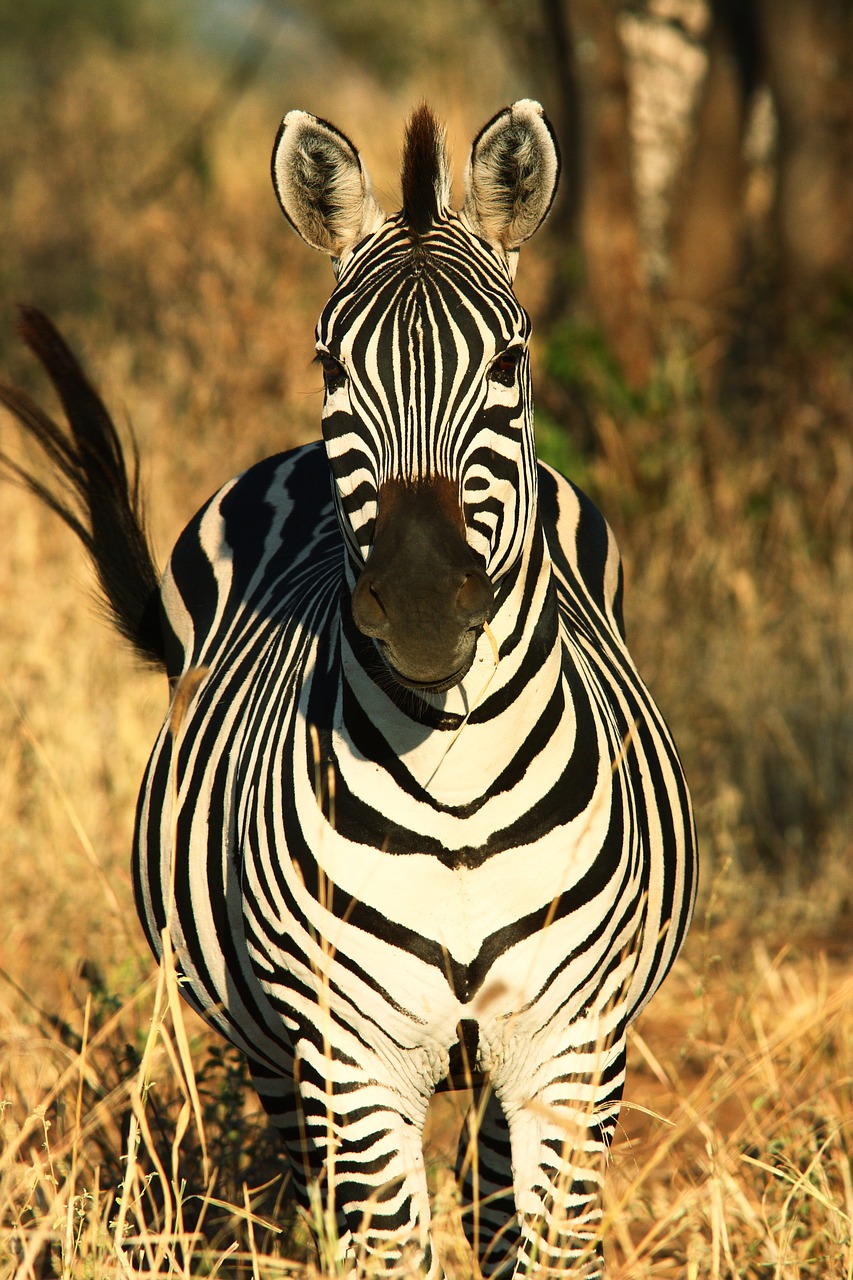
[401,104,444,239]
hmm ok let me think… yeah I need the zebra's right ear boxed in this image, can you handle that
[463,100,560,276]
[272,111,386,266]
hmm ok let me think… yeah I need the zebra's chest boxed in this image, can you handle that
[231,638,628,1021]
[239,766,626,1034]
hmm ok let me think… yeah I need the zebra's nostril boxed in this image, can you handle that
[352,574,389,637]
[456,570,494,627]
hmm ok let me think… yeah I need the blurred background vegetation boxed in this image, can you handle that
[1,2,852,1275]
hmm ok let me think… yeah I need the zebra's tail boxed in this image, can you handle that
[0,307,167,671]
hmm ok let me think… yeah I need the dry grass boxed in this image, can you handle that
[2,925,851,1277]
[1,26,852,1280]
[609,932,853,1276]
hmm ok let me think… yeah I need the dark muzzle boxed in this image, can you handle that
[351,477,494,692]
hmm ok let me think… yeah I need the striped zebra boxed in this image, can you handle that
[1,102,696,1278]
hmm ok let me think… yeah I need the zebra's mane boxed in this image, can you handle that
[401,104,452,239]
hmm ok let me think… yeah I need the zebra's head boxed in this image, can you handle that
[272,102,560,693]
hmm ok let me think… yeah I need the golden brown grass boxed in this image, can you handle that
[2,28,852,1280]
[2,919,851,1277]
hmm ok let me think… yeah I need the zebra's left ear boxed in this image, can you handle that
[462,100,560,277]
[272,110,386,269]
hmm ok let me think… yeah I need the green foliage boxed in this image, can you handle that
[545,318,640,417]
[544,316,679,423]
[534,407,593,490]
[787,270,853,356]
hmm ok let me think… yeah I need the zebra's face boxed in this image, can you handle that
[273,101,560,692]
[313,220,539,689]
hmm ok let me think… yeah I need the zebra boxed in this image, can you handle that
[1,101,696,1278]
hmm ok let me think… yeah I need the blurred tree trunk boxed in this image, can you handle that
[483,0,654,390]
[670,0,853,365]
[756,0,853,314]
[668,0,759,363]
[490,0,853,393]
[560,0,655,390]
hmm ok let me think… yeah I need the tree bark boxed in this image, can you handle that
[668,6,754,342]
[562,0,655,391]
[756,0,853,312]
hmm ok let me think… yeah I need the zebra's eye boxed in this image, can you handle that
[315,351,347,393]
[488,346,523,387]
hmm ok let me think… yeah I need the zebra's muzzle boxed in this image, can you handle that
[351,476,494,693]
[377,638,477,694]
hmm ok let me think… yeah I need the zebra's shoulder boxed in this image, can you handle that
[537,460,626,642]
[159,442,340,674]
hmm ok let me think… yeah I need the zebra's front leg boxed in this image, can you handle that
[499,1037,627,1279]
[291,1032,440,1279]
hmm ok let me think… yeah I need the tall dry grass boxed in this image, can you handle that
[2,922,851,1277]
[1,27,852,1280]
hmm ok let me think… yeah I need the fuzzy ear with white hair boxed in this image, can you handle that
[462,100,560,277]
[272,111,386,267]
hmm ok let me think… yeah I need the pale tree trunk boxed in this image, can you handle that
[562,0,655,390]
[756,0,853,312]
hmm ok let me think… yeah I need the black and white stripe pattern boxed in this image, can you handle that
[130,102,697,1277]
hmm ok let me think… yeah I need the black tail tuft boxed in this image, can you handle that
[0,307,167,671]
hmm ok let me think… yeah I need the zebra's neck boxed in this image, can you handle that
[336,517,563,806]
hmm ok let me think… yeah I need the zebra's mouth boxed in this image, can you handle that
[378,638,477,694]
